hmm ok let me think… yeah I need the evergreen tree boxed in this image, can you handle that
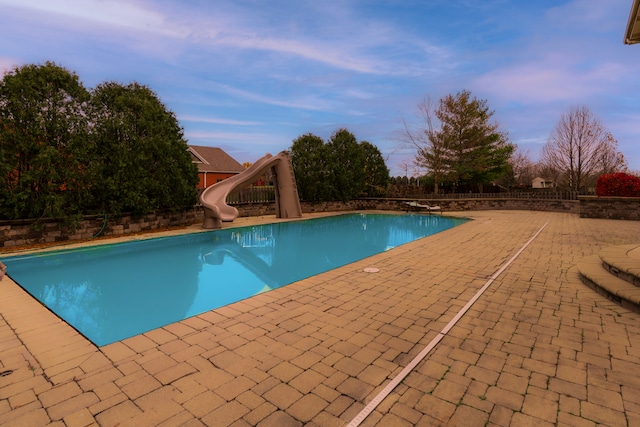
[401,91,513,192]
[436,90,513,191]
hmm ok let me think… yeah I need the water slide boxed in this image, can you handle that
[200,151,302,229]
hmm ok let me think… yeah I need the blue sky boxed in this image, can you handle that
[1,0,639,176]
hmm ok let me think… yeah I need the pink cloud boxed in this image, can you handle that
[473,61,627,105]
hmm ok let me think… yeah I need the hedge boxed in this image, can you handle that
[596,173,640,197]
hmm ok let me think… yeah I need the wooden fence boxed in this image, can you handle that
[426,191,584,201]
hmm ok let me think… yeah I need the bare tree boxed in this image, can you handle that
[536,161,561,187]
[541,106,627,191]
[397,158,420,179]
[504,146,537,188]
[397,97,448,193]
[595,132,628,175]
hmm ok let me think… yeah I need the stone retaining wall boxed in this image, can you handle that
[0,209,202,249]
[356,198,580,214]
[241,198,579,216]
[578,196,640,221]
[3,196,635,248]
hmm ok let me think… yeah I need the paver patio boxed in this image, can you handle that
[1,210,640,426]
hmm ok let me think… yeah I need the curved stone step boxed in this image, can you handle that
[599,244,640,287]
[577,254,640,313]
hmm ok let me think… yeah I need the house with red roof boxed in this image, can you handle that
[187,145,246,189]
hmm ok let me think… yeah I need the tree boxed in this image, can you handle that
[290,133,332,201]
[326,129,366,201]
[400,91,513,193]
[90,82,198,215]
[0,63,199,222]
[399,97,447,193]
[290,129,389,201]
[541,106,627,191]
[360,141,390,196]
[0,62,94,221]
[502,147,537,189]
[594,132,627,175]
[436,90,513,192]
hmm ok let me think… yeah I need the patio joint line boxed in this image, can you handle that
[347,222,549,427]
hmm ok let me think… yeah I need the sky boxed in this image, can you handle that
[1,0,639,176]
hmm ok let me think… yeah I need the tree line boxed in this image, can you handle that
[0,62,392,224]
[0,61,395,226]
[399,90,629,193]
[0,62,198,224]
[2,61,630,226]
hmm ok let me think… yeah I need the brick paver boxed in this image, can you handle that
[1,210,640,426]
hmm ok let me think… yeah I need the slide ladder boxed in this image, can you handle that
[200,151,302,229]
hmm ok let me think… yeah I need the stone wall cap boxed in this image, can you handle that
[579,195,640,201]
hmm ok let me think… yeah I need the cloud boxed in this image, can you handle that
[0,57,20,75]
[184,130,293,163]
[473,60,627,105]
[182,14,453,77]
[206,33,383,75]
[207,82,341,112]
[545,0,628,32]
[513,136,547,146]
[1,0,455,78]
[3,0,637,174]
[179,115,263,126]
[184,131,286,146]
[0,0,182,36]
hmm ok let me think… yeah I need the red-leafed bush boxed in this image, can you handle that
[596,173,640,197]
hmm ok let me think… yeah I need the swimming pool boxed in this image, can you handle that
[2,213,466,345]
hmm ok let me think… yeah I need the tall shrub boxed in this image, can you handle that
[91,82,198,215]
[0,62,199,222]
[0,62,94,221]
[290,129,390,202]
[596,173,640,197]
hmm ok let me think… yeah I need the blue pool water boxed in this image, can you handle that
[2,213,466,345]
